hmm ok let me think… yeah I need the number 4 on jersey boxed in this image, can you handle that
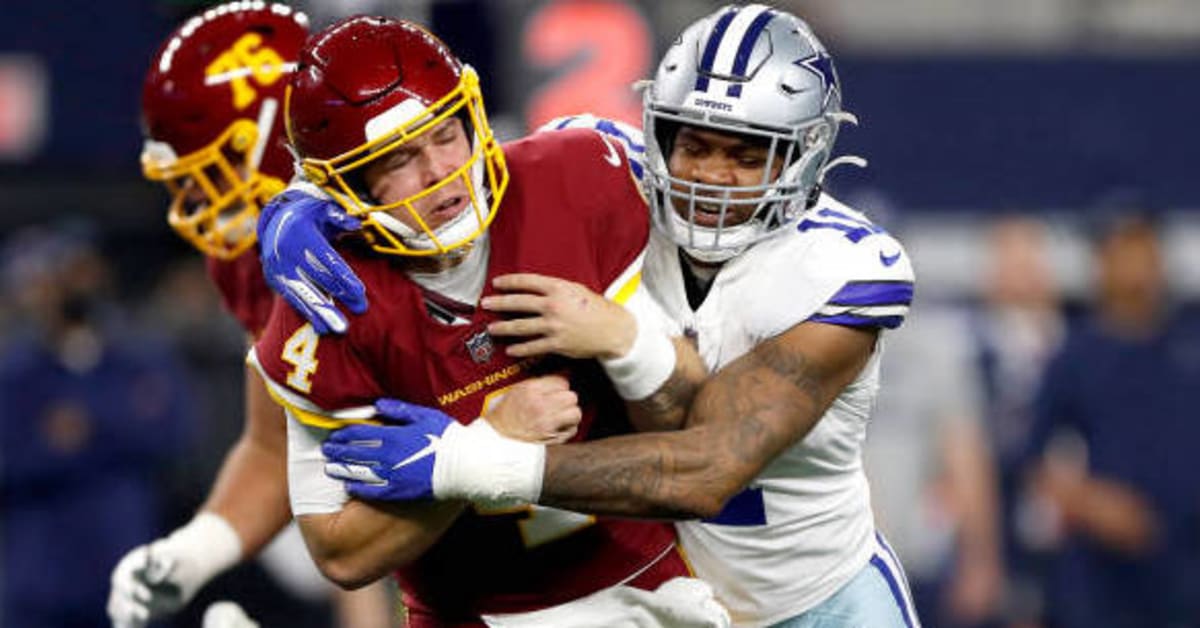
[282,324,320,393]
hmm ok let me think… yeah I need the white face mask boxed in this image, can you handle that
[661,209,754,263]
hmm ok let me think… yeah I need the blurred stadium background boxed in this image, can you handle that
[2,1,1199,627]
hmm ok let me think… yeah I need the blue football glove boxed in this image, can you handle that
[322,398,456,501]
[257,188,367,334]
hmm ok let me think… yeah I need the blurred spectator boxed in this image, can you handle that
[0,225,197,628]
[1027,210,1200,627]
[970,216,1065,625]
[867,301,1004,628]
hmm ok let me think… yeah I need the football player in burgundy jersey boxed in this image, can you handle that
[248,15,726,628]
[107,5,390,627]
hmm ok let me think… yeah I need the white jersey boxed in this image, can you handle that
[536,115,917,627]
[642,194,915,627]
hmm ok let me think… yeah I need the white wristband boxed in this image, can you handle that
[600,316,677,401]
[432,418,546,509]
[164,512,243,586]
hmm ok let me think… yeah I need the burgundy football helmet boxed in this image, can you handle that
[141,1,309,259]
[286,16,508,257]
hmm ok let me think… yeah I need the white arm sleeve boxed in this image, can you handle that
[285,411,349,515]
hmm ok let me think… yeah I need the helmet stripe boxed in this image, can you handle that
[726,9,775,98]
[694,7,739,93]
[705,4,773,96]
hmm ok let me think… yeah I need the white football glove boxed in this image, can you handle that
[107,512,243,628]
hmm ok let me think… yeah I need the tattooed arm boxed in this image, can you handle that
[623,337,706,432]
[540,320,877,518]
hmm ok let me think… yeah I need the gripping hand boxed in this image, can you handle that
[257,187,366,334]
[323,399,545,508]
[322,399,457,501]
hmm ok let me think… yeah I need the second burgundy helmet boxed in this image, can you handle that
[141,1,309,259]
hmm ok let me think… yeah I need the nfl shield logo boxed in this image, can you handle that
[465,330,494,364]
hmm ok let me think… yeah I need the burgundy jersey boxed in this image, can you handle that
[254,129,679,619]
[206,249,274,337]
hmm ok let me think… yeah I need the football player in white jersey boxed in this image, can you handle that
[260,5,919,627]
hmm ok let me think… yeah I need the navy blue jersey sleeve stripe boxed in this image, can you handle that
[809,313,905,329]
[827,281,914,307]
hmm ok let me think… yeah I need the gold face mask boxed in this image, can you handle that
[292,67,508,257]
[142,119,284,260]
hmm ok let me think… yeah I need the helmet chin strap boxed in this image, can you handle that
[372,200,482,252]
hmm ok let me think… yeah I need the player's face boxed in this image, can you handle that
[666,125,785,227]
[363,117,473,233]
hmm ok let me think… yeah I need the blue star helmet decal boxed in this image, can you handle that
[795,52,838,106]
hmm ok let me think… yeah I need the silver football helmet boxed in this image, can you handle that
[643,4,863,262]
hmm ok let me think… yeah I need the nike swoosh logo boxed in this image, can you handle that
[879,250,902,267]
[600,136,621,167]
[392,434,441,470]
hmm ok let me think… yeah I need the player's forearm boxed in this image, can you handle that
[542,360,816,518]
[624,337,706,432]
[298,499,464,589]
[202,367,294,557]
[202,435,291,557]
[513,332,840,517]
[546,325,872,514]
[542,426,738,518]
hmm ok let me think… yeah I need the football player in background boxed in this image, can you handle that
[263,4,921,627]
[106,4,392,627]
[247,14,726,628]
